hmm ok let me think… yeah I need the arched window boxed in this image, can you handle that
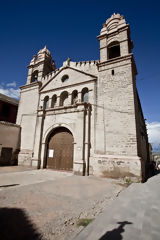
[43,96,49,110]
[71,90,78,104]
[108,41,120,60]
[60,91,69,106]
[81,88,89,102]
[31,70,38,82]
[51,94,57,108]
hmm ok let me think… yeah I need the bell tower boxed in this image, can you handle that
[94,13,141,179]
[98,13,133,62]
[26,46,56,85]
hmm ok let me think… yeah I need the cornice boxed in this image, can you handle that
[20,81,42,90]
[40,66,98,91]
[99,38,129,50]
[27,60,46,69]
[40,78,96,94]
[98,53,133,66]
[98,53,137,75]
[97,25,129,40]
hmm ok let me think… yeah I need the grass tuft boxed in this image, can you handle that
[77,218,94,227]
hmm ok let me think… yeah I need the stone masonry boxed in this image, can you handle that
[16,13,149,181]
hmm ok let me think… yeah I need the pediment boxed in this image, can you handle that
[40,66,97,92]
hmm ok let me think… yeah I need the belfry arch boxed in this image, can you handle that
[44,127,74,171]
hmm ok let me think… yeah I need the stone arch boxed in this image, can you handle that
[43,123,75,144]
[60,91,69,106]
[43,96,49,109]
[71,90,78,104]
[31,70,38,83]
[51,94,57,108]
[81,87,89,102]
[107,41,120,60]
[107,37,119,46]
[43,125,74,171]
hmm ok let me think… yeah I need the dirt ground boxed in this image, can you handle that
[0,167,126,240]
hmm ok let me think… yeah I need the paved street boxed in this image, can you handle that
[0,168,72,187]
[2,167,159,240]
[75,174,160,240]
[0,167,124,240]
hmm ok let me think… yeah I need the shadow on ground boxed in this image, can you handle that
[99,221,132,240]
[0,184,20,188]
[0,208,42,240]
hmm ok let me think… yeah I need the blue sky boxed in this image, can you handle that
[0,0,160,150]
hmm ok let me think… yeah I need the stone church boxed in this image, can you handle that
[16,13,149,181]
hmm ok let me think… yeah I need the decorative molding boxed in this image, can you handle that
[20,81,42,90]
[40,66,98,91]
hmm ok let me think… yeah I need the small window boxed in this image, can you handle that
[43,96,49,110]
[31,70,38,82]
[82,88,89,102]
[61,75,69,82]
[108,42,120,60]
[72,90,78,104]
[112,69,114,75]
[60,91,69,106]
[51,95,57,108]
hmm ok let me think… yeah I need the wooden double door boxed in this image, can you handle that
[46,127,74,171]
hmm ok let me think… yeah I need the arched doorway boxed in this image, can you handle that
[46,127,74,171]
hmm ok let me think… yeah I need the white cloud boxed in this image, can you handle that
[6,81,16,87]
[0,86,20,99]
[147,122,160,151]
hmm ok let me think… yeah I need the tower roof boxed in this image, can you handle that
[29,46,52,66]
[100,13,127,36]
[38,45,51,56]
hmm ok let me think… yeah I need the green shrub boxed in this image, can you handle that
[125,177,132,185]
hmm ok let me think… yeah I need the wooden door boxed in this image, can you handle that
[0,147,12,165]
[47,128,73,171]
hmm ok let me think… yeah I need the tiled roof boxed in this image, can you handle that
[0,93,19,106]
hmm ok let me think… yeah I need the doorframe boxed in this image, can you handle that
[42,124,75,170]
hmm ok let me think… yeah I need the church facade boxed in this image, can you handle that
[16,14,149,181]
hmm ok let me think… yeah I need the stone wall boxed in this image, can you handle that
[16,82,40,166]
[134,88,149,181]
[95,56,138,156]
[0,121,20,165]
[90,154,141,181]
